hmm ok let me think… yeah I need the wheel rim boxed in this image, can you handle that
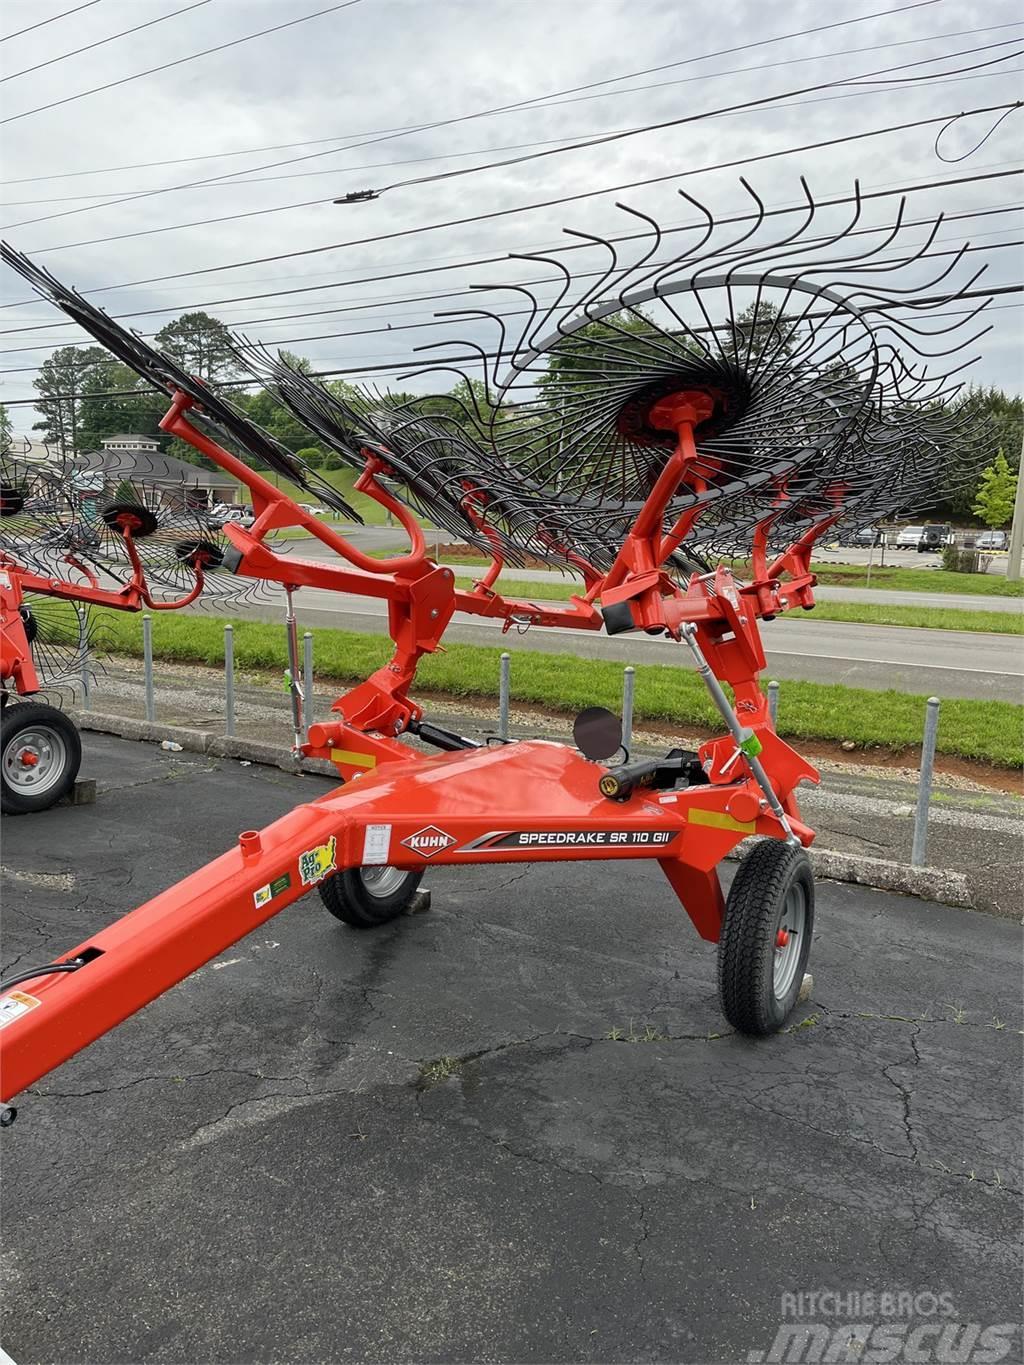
[772,881,806,1001]
[3,725,68,797]
[358,865,413,899]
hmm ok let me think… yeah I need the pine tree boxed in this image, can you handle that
[972,449,1017,528]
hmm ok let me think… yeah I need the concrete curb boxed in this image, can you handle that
[72,710,974,910]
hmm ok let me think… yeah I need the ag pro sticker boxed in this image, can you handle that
[299,836,337,887]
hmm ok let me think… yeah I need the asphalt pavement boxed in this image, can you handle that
[1,734,1020,1364]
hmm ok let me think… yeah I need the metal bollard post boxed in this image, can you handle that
[498,652,511,740]
[142,613,155,722]
[621,665,635,753]
[303,631,314,736]
[77,606,90,709]
[767,680,779,728]
[224,624,235,737]
[911,697,940,867]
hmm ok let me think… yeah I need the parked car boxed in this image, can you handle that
[917,523,951,553]
[297,502,328,516]
[853,525,885,547]
[894,525,925,549]
[975,530,1008,551]
[206,507,254,530]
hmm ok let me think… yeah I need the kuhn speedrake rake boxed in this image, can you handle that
[0,184,987,1112]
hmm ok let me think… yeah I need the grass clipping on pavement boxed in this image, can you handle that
[96,611,1024,770]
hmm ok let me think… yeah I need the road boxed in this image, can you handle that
[2,735,1020,1364]
[209,561,1023,703]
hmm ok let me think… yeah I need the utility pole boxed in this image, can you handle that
[1007,430,1024,584]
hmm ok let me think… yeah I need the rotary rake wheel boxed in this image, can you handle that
[0,181,998,1118]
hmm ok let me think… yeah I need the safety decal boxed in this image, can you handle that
[362,824,392,865]
[0,990,42,1030]
[460,829,676,851]
[298,835,338,886]
[253,872,292,909]
[400,826,457,859]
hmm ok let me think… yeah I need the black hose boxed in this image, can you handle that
[0,958,84,992]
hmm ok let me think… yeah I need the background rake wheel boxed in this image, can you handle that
[718,838,814,1036]
[318,865,423,928]
[1,701,82,815]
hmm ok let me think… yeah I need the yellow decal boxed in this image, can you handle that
[298,835,337,887]
[330,748,377,769]
[689,808,756,835]
[0,990,41,1030]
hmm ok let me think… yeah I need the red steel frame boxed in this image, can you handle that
[0,389,835,1103]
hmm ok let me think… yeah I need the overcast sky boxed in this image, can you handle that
[1,0,1021,431]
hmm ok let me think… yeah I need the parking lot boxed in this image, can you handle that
[2,734,1021,1364]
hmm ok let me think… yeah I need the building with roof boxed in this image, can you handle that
[77,434,242,509]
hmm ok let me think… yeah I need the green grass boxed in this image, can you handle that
[95,610,1024,769]
[450,576,1022,635]
[240,466,394,526]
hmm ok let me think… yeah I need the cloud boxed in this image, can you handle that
[1,0,1020,420]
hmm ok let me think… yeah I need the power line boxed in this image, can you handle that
[5,198,1020,359]
[0,0,212,84]
[8,100,1016,308]
[0,0,954,229]
[0,0,366,126]
[2,222,1019,375]
[0,0,102,44]
[4,165,1018,333]
[0,127,649,208]
[12,56,1023,255]
[4,282,1020,408]
[356,39,1024,200]
[6,16,1020,199]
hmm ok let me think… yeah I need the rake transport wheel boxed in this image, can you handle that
[717,838,814,1036]
[318,866,423,928]
[1,701,82,815]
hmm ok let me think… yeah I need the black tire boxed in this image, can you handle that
[717,838,814,1036]
[318,865,422,928]
[1,702,82,815]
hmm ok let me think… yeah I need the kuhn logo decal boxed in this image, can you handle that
[400,826,457,859]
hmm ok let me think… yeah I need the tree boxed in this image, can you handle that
[32,345,114,452]
[76,362,167,453]
[723,299,800,363]
[0,401,12,450]
[973,449,1017,528]
[153,312,244,382]
[295,446,325,468]
[932,387,1023,523]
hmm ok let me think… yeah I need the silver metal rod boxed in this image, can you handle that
[498,651,511,740]
[911,696,940,867]
[767,679,779,728]
[681,625,798,845]
[224,624,235,738]
[622,665,635,753]
[142,613,155,723]
[284,588,304,751]
[303,630,314,737]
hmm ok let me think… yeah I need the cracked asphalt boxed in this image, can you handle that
[1,734,1021,1365]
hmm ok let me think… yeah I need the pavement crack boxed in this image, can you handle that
[632,1193,649,1283]
[880,1022,922,1163]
